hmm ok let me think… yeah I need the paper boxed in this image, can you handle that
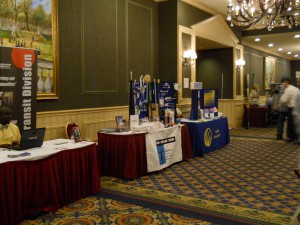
[296,71,300,78]
[184,78,189,88]
[130,115,139,130]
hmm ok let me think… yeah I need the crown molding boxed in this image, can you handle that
[181,0,218,16]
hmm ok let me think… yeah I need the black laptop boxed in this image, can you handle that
[11,127,46,150]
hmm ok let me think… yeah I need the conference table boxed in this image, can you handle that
[98,125,192,179]
[180,117,230,157]
[0,139,101,225]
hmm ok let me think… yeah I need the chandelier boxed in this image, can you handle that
[227,0,300,31]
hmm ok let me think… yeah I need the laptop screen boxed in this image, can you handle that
[17,127,46,150]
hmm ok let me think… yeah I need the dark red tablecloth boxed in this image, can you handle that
[249,106,267,127]
[181,125,192,160]
[0,144,101,225]
[98,125,192,179]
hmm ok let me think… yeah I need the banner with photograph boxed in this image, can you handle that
[146,126,182,172]
[0,47,37,131]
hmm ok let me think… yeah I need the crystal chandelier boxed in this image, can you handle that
[227,0,300,31]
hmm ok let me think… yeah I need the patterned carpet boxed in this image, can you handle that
[101,135,300,224]
[20,127,300,225]
[20,196,213,225]
[230,127,278,139]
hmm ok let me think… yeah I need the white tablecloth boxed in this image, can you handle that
[0,139,95,164]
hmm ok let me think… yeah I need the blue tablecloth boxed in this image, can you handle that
[181,117,230,157]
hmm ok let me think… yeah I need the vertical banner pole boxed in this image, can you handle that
[221,73,224,99]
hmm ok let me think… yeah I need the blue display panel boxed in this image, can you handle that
[132,81,149,119]
[200,89,218,109]
[129,80,176,121]
[158,82,176,120]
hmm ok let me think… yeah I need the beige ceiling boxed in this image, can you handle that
[190,0,300,60]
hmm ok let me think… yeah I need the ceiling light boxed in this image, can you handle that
[287,51,292,54]
[268,43,274,47]
[226,0,300,31]
[295,54,299,57]
[255,38,261,42]
[278,48,283,51]
[295,34,300,38]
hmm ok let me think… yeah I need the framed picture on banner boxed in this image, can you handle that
[115,116,124,127]
[0,0,59,100]
[264,56,276,90]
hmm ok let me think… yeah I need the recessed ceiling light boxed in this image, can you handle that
[278,48,283,51]
[255,38,261,42]
[268,43,274,47]
[287,51,292,54]
[295,54,299,57]
[294,34,300,38]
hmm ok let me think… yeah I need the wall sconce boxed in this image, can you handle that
[236,58,245,70]
[183,50,197,66]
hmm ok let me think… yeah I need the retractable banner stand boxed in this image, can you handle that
[0,47,37,131]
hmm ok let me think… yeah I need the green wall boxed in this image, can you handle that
[196,48,234,99]
[158,0,177,82]
[37,0,158,112]
[37,0,293,112]
[157,0,213,82]
[244,46,291,95]
[177,0,211,26]
[291,60,300,85]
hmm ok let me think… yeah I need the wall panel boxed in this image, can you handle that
[37,0,158,112]
[82,0,118,93]
[250,54,263,90]
[127,1,153,76]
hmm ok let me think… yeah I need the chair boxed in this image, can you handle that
[242,103,249,129]
[65,122,80,139]
[265,91,279,127]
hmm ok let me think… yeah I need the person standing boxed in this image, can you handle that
[276,77,289,140]
[293,83,300,144]
[249,84,260,106]
[279,78,299,141]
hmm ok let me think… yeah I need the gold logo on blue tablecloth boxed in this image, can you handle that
[204,128,213,147]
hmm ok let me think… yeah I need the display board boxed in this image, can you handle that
[200,89,218,109]
[130,80,176,122]
[158,82,176,121]
[190,90,201,120]
[190,89,218,120]
[0,47,37,131]
[131,81,150,119]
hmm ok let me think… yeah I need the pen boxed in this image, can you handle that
[54,142,68,145]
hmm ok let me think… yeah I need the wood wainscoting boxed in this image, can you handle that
[37,100,244,141]
[37,106,129,141]
[218,99,244,128]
